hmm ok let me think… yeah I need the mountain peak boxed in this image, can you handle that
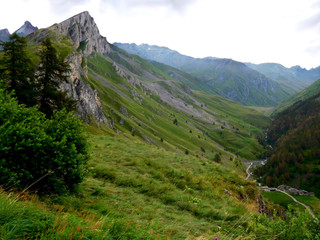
[15,21,38,37]
[0,28,10,35]
[0,28,10,43]
[51,11,110,57]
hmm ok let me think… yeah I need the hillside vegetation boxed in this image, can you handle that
[1,11,320,240]
[1,125,319,239]
[273,78,320,116]
[115,43,291,107]
[255,92,320,196]
[85,46,270,160]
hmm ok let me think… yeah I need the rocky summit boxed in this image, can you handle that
[15,21,38,37]
[0,28,10,42]
[51,11,110,57]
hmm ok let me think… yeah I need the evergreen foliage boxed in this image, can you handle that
[0,89,88,193]
[0,33,37,106]
[37,38,75,117]
[256,92,320,196]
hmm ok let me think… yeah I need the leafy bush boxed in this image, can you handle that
[0,89,88,193]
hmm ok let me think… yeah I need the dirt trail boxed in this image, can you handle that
[276,189,317,220]
[245,160,317,220]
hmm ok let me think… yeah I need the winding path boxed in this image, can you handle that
[276,189,317,220]
[246,162,253,180]
[245,160,317,220]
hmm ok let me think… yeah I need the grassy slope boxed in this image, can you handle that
[272,78,320,116]
[261,191,320,217]
[85,52,270,159]
[115,43,291,107]
[0,126,260,239]
[1,127,319,239]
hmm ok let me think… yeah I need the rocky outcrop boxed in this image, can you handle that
[27,12,109,125]
[51,11,110,57]
[256,194,267,214]
[60,52,108,125]
[277,185,315,196]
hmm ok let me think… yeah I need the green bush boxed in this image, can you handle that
[0,89,89,193]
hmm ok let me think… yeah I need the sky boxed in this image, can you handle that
[1,0,320,69]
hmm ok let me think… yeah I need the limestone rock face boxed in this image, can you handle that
[52,11,111,57]
[60,53,108,125]
[28,11,109,125]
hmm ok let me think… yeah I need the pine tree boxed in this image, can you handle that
[37,38,75,117]
[0,33,36,106]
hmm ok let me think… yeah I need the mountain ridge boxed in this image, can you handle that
[114,42,290,107]
[246,62,320,95]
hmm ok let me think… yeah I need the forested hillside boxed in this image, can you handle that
[255,92,320,196]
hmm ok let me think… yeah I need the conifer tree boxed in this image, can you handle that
[37,38,75,117]
[0,33,36,106]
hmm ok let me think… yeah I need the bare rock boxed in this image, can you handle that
[120,106,129,117]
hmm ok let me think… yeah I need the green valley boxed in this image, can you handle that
[0,10,319,240]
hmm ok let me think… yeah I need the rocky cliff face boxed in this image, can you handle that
[55,12,109,124]
[52,11,110,57]
[28,11,109,125]
[60,52,109,125]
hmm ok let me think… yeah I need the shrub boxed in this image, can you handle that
[213,154,221,163]
[0,89,88,194]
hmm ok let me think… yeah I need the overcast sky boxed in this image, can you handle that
[1,0,320,69]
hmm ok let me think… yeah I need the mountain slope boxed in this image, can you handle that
[1,11,320,240]
[246,63,320,96]
[114,43,290,107]
[272,78,320,116]
[255,92,320,197]
[24,11,270,161]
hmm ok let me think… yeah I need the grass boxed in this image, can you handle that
[261,191,305,212]
[0,189,152,239]
[0,130,260,239]
[273,78,320,116]
[295,196,320,216]
[1,129,318,239]
[84,52,270,160]
[80,132,257,239]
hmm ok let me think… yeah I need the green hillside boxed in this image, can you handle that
[272,78,320,116]
[115,43,291,107]
[1,125,319,239]
[84,46,270,159]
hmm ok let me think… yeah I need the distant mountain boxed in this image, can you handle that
[15,21,38,37]
[114,43,290,107]
[0,29,10,42]
[246,63,320,95]
[0,21,38,44]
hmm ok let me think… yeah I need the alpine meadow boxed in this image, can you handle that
[0,4,320,240]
